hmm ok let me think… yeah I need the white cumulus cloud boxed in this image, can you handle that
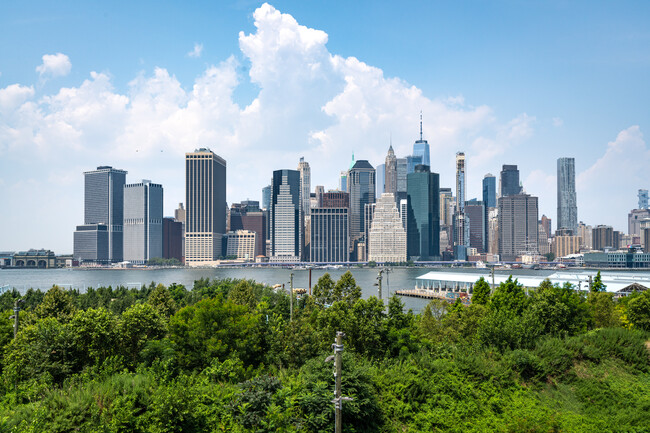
[35,53,72,77]
[187,43,203,58]
[1,2,536,252]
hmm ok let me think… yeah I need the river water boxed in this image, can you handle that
[2,266,649,314]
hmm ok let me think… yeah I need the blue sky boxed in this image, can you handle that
[1,1,649,253]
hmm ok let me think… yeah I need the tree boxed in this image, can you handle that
[472,277,491,305]
[147,284,178,317]
[4,317,77,386]
[333,271,362,305]
[588,291,620,328]
[591,271,606,292]
[69,307,118,366]
[35,285,76,322]
[490,276,527,315]
[117,303,166,366]
[228,280,257,310]
[312,273,335,307]
[627,290,650,331]
[169,297,263,370]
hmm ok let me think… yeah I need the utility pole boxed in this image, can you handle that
[491,266,495,294]
[384,268,391,298]
[376,270,383,300]
[289,272,294,322]
[10,299,24,339]
[325,331,352,433]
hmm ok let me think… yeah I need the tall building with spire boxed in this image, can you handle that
[385,145,397,195]
[412,112,430,168]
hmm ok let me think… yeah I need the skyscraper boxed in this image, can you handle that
[262,185,271,211]
[298,157,311,219]
[639,189,649,210]
[270,169,302,261]
[406,164,440,260]
[557,157,577,235]
[412,113,430,167]
[482,174,496,208]
[123,180,163,264]
[498,194,539,261]
[500,165,522,197]
[396,157,407,193]
[454,152,467,259]
[385,145,397,195]
[185,148,227,265]
[465,200,486,253]
[348,160,376,242]
[376,163,386,197]
[310,203,349,263]
[368,193,407,263]
[456,153,466,212]
[74,166,127,263]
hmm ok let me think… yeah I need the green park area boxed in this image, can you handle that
[0,271,649,432]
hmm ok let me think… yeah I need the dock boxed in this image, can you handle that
[395,289,470,304]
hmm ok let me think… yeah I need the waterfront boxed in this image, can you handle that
[2,266,649,313]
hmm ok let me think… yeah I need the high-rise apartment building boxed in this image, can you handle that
[298,157,311,219]
[500,165,522,197]
[270,169,302,261]
[406,165,440,260]
[454,152,467,259]
[456,153,466,213]
[578,221,592,250]
[554,235,580,257]
[385,145,397,195]
[368,193,407,263]
[592,225,615,250]
[348,160,375,243]
[185,148,227,265]
[498,194,539,261]
[74,166,127,263]
[123,180,163,264]
[557,157,577,235]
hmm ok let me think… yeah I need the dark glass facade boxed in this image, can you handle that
[406,165,440,260]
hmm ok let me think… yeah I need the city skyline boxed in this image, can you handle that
[1,1,650,253]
